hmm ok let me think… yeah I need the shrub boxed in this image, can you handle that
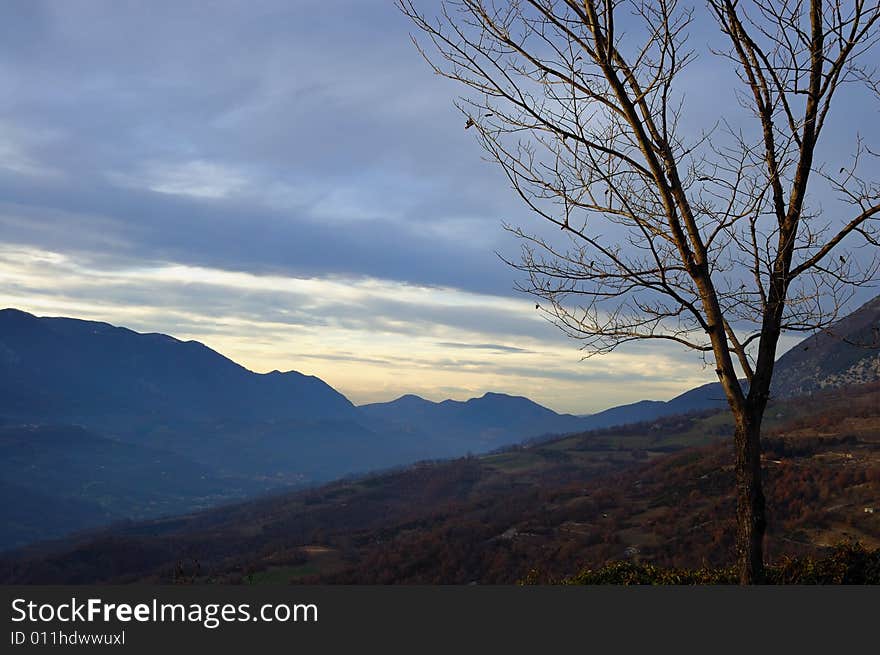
[524,543,880,585]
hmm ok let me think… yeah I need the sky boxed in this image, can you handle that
[0,1,877,414]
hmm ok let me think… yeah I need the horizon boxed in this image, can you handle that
[0,302,828,417]
[2,304,715,416]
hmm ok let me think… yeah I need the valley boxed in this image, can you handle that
[3,382,877,584]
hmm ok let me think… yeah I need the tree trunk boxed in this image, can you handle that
[733,410,767,584]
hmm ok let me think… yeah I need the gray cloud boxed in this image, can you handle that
[435,342,534,354]
[0,0,532,299]
[0,250,563,344]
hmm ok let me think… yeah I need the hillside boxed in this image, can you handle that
[771,294,880,397]
[605,293,880,411]
[4,382,876,584]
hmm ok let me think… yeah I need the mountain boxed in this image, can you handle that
[360,392,590,449]
[0,308,357,430]
[0,308,408,481]
[357,293,880,444]
[570,382,731,431]
[0,309,618,549]
[771,294,880,397]
[360,383,735,449]
[0,309,423,548]
[0,308,729,479]
[636,294,880,407]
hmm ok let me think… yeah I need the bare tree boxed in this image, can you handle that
[398,0,880,583]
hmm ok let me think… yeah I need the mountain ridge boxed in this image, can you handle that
[5,299,879,435]
[0,307,358,428]
[1,295,878,551]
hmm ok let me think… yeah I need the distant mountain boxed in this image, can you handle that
[405,293,880,437]
[361,385,733,448]
[0,308,404,480]
[570,382,731,431]
[360,382,736,450]
[0,308,357,430]
[360,392,590,448]
[771,294,880,398]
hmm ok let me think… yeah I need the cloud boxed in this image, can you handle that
[435,342,534,354]
[111,160,250,199]
[0,0,530,299]
[0,121,63,178]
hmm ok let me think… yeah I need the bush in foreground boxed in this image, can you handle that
[522,543,880,585]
